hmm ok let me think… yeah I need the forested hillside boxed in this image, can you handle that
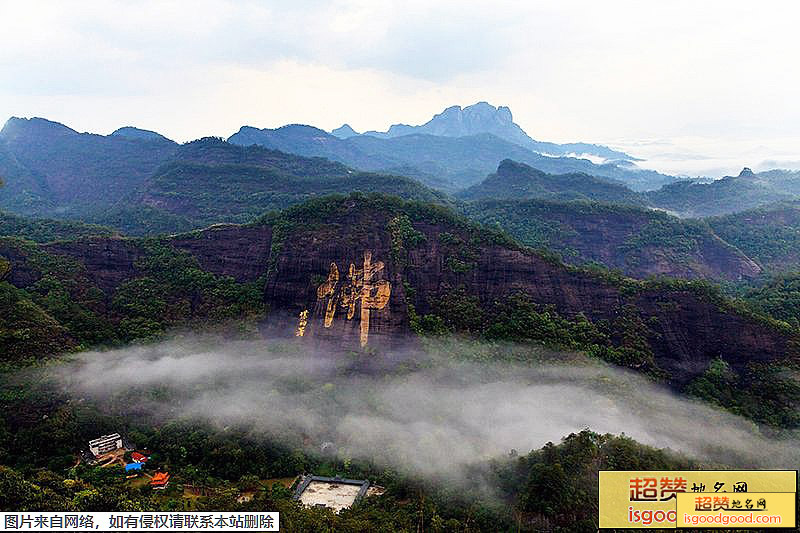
[458,160,646,205]
[647,168,800,217]
[112,138,449,233]
[2,193,797,428]
[708,200,800,272]
[463,199,760,280]
[0,119,450,236]
[0,211,115,243]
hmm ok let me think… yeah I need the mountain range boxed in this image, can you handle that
[3,114,800,282]
[464,198,761,281]
[229,102,676,191]
[333,101,634,161]
[2,193,796,426]
[647,167,800,217]
[0,118,447,234]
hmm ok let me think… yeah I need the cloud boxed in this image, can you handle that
[1,1,799,175]
[53,335,800,483]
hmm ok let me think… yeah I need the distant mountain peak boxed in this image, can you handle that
[110,126,171,143]
[354,102,633,163]
[1,117,77,140]
[331,124,359,139]
[497,158,543,176]
[413,101,524,140]
[738,167,756,178]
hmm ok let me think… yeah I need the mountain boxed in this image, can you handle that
[110,126,172,142]
[458,159,646,205]
[330,123,359,139]
[111,137,449,233]
[0,119,449,235]
[357,101,634,161]
[648,168,800,217]
[228,124,390,171]
[1,193,797,426]
[347,132,675,191]
[707,200,800,272]
[464,198,761,281]
[0,117,178,217]
[232,123,673,191]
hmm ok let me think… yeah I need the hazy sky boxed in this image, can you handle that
[1,1,799,175]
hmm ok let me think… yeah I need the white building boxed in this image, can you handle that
[89,433,123,457]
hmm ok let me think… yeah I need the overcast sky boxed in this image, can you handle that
[1,0,798,176]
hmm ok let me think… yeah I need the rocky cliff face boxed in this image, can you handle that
[357,102,634,162]
[361,102,531,148]
[1,224,273,294]
[1,196,795,387]
[407,102,527,144]
[262,204,788,383]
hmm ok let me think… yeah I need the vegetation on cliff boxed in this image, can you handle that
[735,271,800,328]
[112,239,266,341]
[2,193,798,429]
[0,210,115,243]
[708,200,800,272]
[0,235,267,359]
[462,198,759,280]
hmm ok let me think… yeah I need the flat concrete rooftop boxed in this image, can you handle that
[293,475,371,512]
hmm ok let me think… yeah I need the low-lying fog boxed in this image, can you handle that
[52,336,799,480]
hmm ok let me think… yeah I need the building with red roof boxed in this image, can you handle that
[150,472,170,490]
[131,452,148,463]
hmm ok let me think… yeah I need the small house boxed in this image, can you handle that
[131,452,148,463]
[150,472,171,490]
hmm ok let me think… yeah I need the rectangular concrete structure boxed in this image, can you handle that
[88,433,123,457]
[293,475,370,512]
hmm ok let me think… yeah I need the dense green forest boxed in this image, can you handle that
[461,198,759,280]
[732,271,800,329]
[708,200,800,272]
[0,210,115,243]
